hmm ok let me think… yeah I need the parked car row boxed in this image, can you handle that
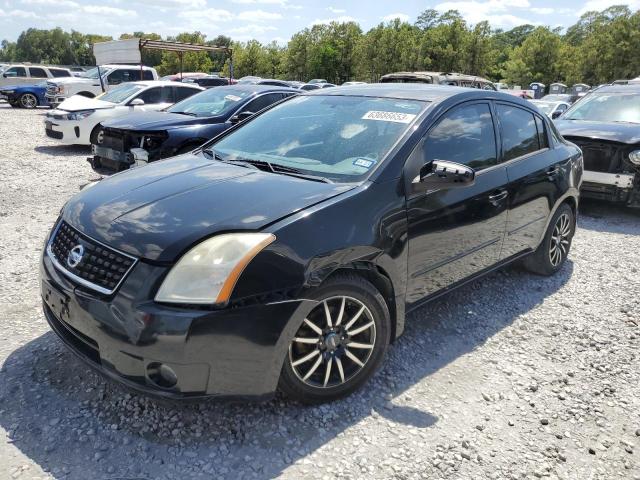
[40,83,583,403]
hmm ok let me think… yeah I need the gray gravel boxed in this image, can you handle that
[0,103,639,480]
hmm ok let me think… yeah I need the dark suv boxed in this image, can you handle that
[41,85,581,403]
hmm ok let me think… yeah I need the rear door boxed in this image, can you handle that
[497,102,568,258]
[404,101,509,305]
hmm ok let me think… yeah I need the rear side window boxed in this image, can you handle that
[136,87,173,104]
[240,93,283,114]
[174,86,199,102]
[49,68,71,78]
[535,116,548,149]
[143,70,154,81]
[496,104,541,161]
[423,103,497,170]
[29,67,48,78]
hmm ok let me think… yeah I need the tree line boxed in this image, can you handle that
[1,5,639,86]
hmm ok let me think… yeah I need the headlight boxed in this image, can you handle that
[66,110,94,120]
[155,233,275,304]
[629,150,640,165]
[55,86,65,94]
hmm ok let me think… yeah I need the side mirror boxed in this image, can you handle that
[551,110,562,119]
[129,98,145,106]
[412,160,475,189]
[230,111,254,124]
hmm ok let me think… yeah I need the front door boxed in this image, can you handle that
[404,102,509,306]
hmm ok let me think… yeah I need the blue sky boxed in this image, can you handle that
[1,0,638,42]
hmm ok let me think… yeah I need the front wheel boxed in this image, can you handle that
[279,274,390,404]
[522,203,575,276]
[19,93,38,109]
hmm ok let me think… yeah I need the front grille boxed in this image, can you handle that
[564,137,628,173]
[100,128,127,152]
[47,221,136,294]
[45,128,63,139]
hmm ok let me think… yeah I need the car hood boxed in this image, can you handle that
[57,95,115,112]
[62,154,355,262]
[102,111,223,131]
[556,120,640,145]
[48,77,94,86]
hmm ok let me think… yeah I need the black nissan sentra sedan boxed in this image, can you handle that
[41,84,582,403]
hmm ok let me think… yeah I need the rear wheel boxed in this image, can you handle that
[19,93,38,109]
[522,203,575,276]
[279,274,390,404]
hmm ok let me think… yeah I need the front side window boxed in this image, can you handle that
[29,67,47,78]
[4,67,26,77]
[211,95,426,181]
[563,93,640,124]
[136,87,172,104]
[497,104,541,161]
[167,88,253,117]
[423,103,497,170]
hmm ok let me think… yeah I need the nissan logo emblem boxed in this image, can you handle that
[67,244,84,268]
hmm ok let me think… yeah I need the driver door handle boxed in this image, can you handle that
[488,190,508,205]
[546,166,560,178]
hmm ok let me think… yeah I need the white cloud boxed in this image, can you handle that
[434,0,534,27]
[237,9,283,21]
[131,0,206,7]
[311,15,356,25]
[327,6,346,13]
[578,0,640,14]
[21,0,79,6]
[530,7,554,14]
[82,5,137,17]
[228,24,278,34]
[179,8,235,21]
[0,8,37,17]
[232,0,301,8]
[382,13,410,22]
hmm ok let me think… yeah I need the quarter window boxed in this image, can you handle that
[423,103,497,170]
[497,104,541,161]
[29,67,48,78]
[136,87,172,104]
[535,116,548,149]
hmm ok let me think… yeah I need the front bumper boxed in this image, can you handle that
[44,117,86,144]
[40,249,315,400]
[45,94,67,108]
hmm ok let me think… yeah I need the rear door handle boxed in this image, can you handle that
[488,190,508,204]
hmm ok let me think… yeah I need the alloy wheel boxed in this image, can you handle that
[289,296,377,389]
[549,213,571,267]
[20,93,37,109]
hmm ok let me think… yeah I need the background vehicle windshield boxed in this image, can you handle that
[211,95,426,181]
[167,88,251,117]
[98,84,145,104]
[564,93,640,123]
[83,67,111,80]
[533,102,554,114]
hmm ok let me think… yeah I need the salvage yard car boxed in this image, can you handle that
[41,84,582,403]
[44,81,203,145]
[530,99,570,119]
[380,71,497,90]
[0,80,49,108]
[90,84,296,173]
[0,64,72,87]
[45,65,159,107]
[556,84,640,207]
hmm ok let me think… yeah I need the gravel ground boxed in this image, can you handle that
[0,103,639,480]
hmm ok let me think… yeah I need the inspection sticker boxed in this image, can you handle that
[362,110,417,123]
[353,158,376,169]
[224,94,242,102]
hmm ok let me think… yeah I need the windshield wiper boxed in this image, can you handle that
[202,151,332,183]
[171,111,198,116]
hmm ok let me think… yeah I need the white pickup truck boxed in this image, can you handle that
[45,64,158,107]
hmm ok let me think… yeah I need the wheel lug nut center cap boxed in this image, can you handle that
[324,333,340,351]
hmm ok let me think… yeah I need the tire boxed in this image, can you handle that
[89,125,103,145]
[522,203,575,276]
[19,93,38,109]
[279,274,391,404]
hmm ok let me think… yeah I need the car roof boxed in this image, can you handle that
[131,80,202,88]
[100,64,156,70]
[219,84,296,93]
[589,84,640,93]
[304,83,528,105]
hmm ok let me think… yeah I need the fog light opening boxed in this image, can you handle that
[146,362,178,389]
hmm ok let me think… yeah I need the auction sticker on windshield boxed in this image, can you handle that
[225,95,242,102]
[362,110,417,123]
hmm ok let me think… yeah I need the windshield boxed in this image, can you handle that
[83,67,111,80]
[533,102,555,114]
[98,83,145,104]
[564,93,640,123]
[210,95,426,182]
[167,87,251,117]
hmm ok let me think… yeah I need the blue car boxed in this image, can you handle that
[0,81,49,108]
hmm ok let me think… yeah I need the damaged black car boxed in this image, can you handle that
[556,84,640,207]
